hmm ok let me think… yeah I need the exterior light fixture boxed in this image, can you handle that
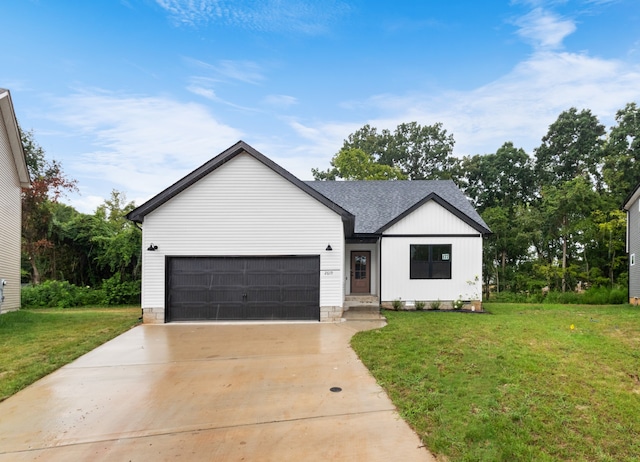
[147,243,158,251]
[326,244,333,251]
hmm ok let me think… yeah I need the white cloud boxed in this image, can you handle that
[51,90,243,211]
[186,84,217,100]
[513,8,576,50]
[156,0,350,34]
[263,94,298,108]
[214,60,265,84]
[290,47,640,164]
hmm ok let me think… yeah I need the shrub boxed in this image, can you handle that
[488,287,628,305]
[21,280,102,308]
[428,300,440,310]
[415,300,426,310]
[21,276,141,308]
[101,274,141,306]
[392,299,404,310]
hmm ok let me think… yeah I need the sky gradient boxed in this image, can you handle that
[1,0,639,213]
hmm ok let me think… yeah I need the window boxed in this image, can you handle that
[410,244,452,279]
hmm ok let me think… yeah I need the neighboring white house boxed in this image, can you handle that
[623,182,640,304]
[127,141,490,323]
[0,89,30,314]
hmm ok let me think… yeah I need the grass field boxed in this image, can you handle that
[351,304,640,462]
[0,307,140,402]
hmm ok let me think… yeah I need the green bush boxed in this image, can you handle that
[21,280,103,308]
[101,274,141,306]
[21,277,141,308]
[489,291,544,303]
[489,287,628,305]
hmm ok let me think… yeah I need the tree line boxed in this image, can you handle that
[20,130,141,306]
[313,103,640,297]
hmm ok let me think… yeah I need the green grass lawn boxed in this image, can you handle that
[0,307,141,402]
[351,304,640,462]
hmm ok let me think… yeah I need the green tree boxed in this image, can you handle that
[602,102,640,204]
[461,142,535,212]
[482,206,531,294]
[538,176,599,292]
[312,148,406,180]
[92,190,141,280]
[383,122,458,180]
[314,121,459,180]
[534,108,606,188]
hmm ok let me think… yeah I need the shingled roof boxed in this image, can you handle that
[307,180,491,235]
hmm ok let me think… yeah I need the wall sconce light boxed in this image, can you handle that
[147,243,158,251]
[326,244,333,251]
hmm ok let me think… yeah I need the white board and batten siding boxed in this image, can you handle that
[141,153,345,319]
[380,199,483,303]
[0,115,22,313]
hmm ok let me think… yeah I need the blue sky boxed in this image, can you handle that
[2,0,639,213]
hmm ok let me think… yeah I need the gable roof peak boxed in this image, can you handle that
[126,141,355,234]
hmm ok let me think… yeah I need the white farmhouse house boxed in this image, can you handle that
[127,141,490,323]
[0,89,30,313]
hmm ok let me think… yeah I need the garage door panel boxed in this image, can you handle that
[166,256,320,321]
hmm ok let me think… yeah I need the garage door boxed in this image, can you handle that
[166,256,320,321]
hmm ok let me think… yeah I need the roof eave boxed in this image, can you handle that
[0,89,30,187]
[622,181,640,211]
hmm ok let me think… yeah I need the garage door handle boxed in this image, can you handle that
[242,293,247,300]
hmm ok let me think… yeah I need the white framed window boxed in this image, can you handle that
[631,254,636,266]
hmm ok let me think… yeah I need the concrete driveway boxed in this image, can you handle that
[0,321,434,461]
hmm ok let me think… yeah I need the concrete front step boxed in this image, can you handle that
[342,303,384,321]
[344,295,380,311]
[342,310,386,321]
[344,295,379,303]
[347,305,381,312]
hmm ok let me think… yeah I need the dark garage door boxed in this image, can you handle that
[166,256,320,321]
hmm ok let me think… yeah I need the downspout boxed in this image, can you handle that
[379,235,383,310]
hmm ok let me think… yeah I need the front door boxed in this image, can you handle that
[351,251,371,294]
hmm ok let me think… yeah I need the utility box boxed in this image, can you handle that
[0,279,6,307]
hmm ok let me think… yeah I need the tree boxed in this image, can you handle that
[21,129,77,284]
[602,102,640,204]
[538,176,599,292]
[534,108,606,188]
[314,121,459,180]
[383,122,458,180]
[461,142,535,212]
[312,148,406,180]
[92,190,141,280]
[482,206,531,294]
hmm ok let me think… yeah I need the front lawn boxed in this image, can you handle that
[351,304,640,461]
[0,307,140,402]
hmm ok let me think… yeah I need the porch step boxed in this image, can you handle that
[344,295,380,310]
[342,305,386,321]
[342,294,383,321]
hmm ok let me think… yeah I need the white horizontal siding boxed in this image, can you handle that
[141,153,345,312]
[380,236,483,303]
[0,114,22,313]
[384,200,479,235]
